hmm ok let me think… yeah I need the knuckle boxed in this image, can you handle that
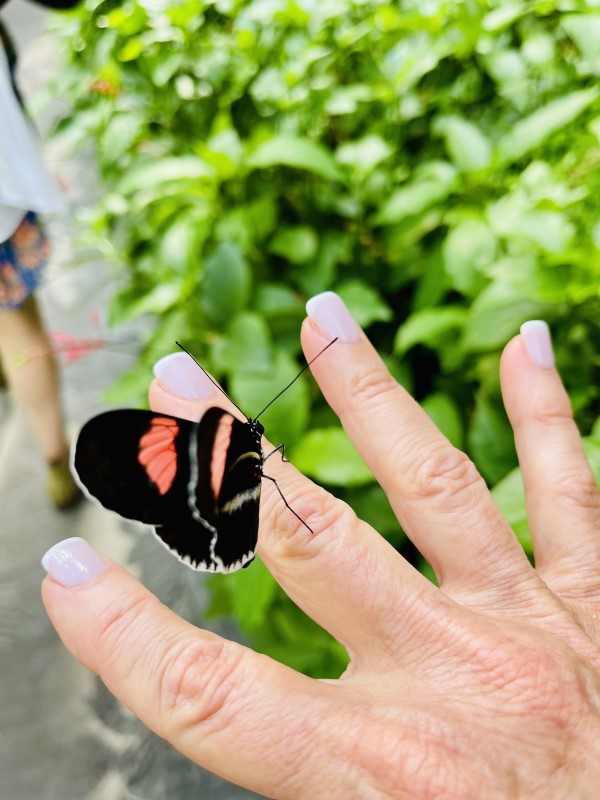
[159,636,245,734]
[529,398,574,429]
[347,368,401,413]
[264,480,357,564]
[550,467,600,514]
[402,443,483,510]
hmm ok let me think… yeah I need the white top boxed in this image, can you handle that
[0,41,65,242]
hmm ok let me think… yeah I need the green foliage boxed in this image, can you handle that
[52,0,600,677]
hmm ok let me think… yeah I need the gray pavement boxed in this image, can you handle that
[0,5,259,798]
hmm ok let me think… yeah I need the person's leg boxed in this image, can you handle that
[0,293,68,463]
[0,293,79,508]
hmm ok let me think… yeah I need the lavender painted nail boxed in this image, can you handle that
[41,537,107,587]
[520,320,555,369]
[306,291,362,343]
[153,352,216,400]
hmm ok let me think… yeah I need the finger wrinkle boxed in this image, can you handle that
[95,591,166,676]
[158,635,247,737]
[512,397,574,433]
[344,367,406,416]
[262,486,357,566]
[399,443,484,512]
[544,471,600,515]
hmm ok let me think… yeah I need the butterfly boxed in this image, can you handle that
[72,338,337,573]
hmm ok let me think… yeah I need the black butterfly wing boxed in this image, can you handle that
[73,407,261,573]
[73,409,198,524]
[146,408,262,572]
[193,407,262,572]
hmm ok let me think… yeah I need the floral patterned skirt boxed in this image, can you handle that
[0,212,49,310]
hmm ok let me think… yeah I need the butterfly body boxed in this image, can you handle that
[73,408,265,573]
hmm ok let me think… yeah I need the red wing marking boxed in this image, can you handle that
[138,417,179,495]
[210,415,234,500]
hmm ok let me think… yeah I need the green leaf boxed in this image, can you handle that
[270,226,318,264]
[351,485,402,541]
[227,559,279,633]
[292,427,374,487]
[255,283,304,318]
[491,467,531,554]
[100,111,145,163]
[394,307,467,355]
[158,210,209,274]
[375,162,457,225]
[201,242,252,323]
[562,15,600,73]
[442,219,496,297]
[336,134,392,174]
[433,116,492,172]
[261,603,348,676]
[468,391,517,484]
[422,392,464,449]
[337,280,393,328]
[497,88,599,164]
[247,137,342,181]
[468,392,517,485]
[583,435,600,488]
[487,193,575,253]
[106,5,147,35]
[483,3,525,32]
[231,350,309,447]
[325,84,373,115]
[212,312,272,376]
[117,156,214,194]
[152,51,184,86]
[412,251,447,311]
[118,36,144,62]
[463,283,550,352]
[103,363,151,408]
[109,281,181,324]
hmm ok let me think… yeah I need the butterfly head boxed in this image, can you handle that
[249,419,265,437]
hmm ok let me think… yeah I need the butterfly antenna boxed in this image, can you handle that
[175,342,248,420]
[254,337,338,421]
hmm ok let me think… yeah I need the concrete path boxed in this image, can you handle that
[0,5,258,798]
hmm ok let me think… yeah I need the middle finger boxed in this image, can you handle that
[302,293,534,601]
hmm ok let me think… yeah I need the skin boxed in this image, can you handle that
[0,295,68,463]
[42,318,600,799]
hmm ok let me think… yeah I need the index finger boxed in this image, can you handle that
[150,352,443,669]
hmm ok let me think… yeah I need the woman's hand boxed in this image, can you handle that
[42,293,600,799]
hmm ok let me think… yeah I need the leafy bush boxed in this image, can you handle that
[51,0,600,676]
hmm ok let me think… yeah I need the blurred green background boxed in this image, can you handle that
[51,0,600,677]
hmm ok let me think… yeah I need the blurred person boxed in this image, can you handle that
[0,4,80,508]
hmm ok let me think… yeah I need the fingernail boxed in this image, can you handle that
[153,352,216,400]
[520,320,555,369]
[42,537,108,587]
[305,291,362,343]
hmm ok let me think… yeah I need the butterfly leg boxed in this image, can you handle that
[261,472,313,533]
[263,443,288,463]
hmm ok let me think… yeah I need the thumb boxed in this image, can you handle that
[41,537,313,796]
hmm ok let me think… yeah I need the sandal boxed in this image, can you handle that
[47,451,82,510]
